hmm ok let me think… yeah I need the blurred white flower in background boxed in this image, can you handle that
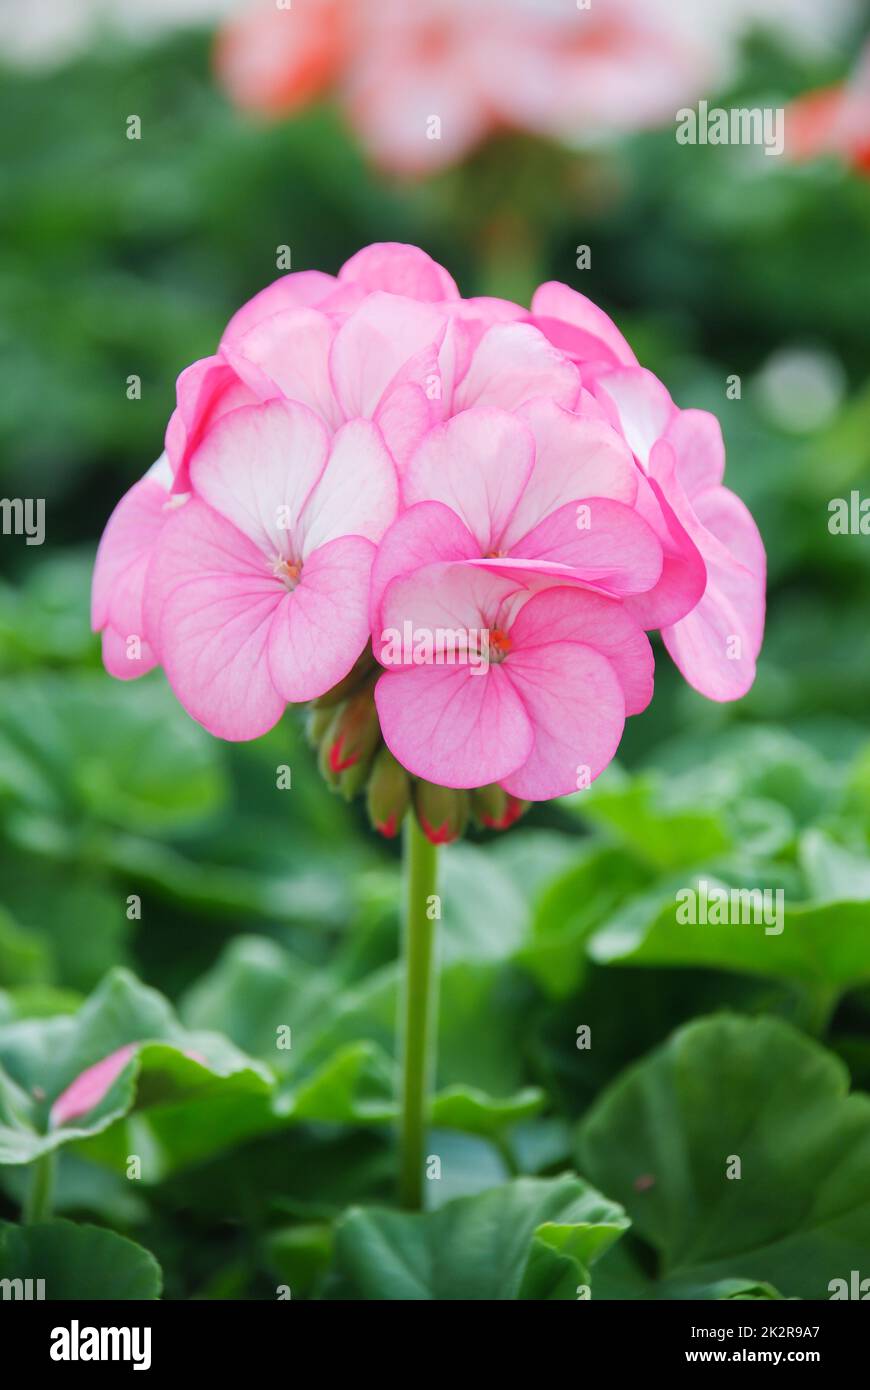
[0,0,245,69]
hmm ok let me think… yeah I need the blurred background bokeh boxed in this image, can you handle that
[2,0,870,1300]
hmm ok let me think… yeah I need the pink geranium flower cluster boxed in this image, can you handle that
[92,243,765,806]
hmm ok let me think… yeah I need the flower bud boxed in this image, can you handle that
[414,780,469,845]
[305,704,333,748]
[318,686,381,799]
[471,784,529,831]
[366,747,410,838]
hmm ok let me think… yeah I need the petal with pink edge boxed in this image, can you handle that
[594,366,675,468]
[299,418,397,555]
[92,460,171,632]
[664,407,726,499]
[373,380,435,472]
[662,485,765,702]
[338,242,460,302]
[224,308,341,429]
[166,355,258,493]
[500,399,639,550]
[507,497,663,596]
[101,626,158,681]
[453,322,579,414]
[369,501,478,635]
[150,499,285,741]
[403,408,534,554]
[268,536,377,704]
[189,399,329,560]
[501,641,625,801]
[329,292,446,420]
[378,562,524,669]
[375,663,533,789]
[221,271,339,347]
[530,282,638,368]
[508,584,654,718]
[624,448,707,631]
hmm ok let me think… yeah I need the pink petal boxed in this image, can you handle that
[298,417,398,554]
[338,242,460,302]
[379,561,523,659]
[375,663,534,789]
[91,457,175,676]
[101,626,158,680]
[623,453,707,631]
[329,291,446,419]
[530,283,638,369]
[403,408,535,553]
[267,536,376,703]
[373,380,435,471]
[507,584,654,717]
[151,499,286,741]
[662,485,765,702]
[189,399,330,560]
[506,497,663,597]
[501,640,625,802]
[695,484,766,583]
[369,501,478,633]
[499,399,639,551]
[51,1045,137,1127]
[594,366,675,467]
[166,355,258,493]
[221,271,339,347]
[453,322,580,414]
[664,407,726,500]
[223,307,341,429]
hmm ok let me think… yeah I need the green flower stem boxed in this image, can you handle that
[24,1151,56,1224]
[398,815,439,1210]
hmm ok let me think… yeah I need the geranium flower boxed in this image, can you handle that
[92,242,764,808]
[144,399,397,740]
[375,564,653,799]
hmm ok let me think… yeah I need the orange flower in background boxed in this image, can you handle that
[788,41,870,174]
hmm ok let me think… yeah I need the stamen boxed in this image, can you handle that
[489,628,512,660]
[273,557,301,589]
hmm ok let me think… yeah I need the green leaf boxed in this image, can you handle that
[0,904,49,986]
[180,934,332,1061]
[563,769,732,871]
[0,673,227,834]
[430,1084,544,1139]
[277,1042,396,1125]
[183,936,539,1128]
[588,834,870,993]
[518,843,651,997]
[0,1218,161,1299]
[0,968,274,1176]
[330,1174,629,1300]
[578,1015,870,1298]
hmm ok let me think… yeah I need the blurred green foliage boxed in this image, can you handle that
[1,27,870,1299]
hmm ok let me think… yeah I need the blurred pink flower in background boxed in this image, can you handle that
[788,40,870,175]
[214,0,860,175]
